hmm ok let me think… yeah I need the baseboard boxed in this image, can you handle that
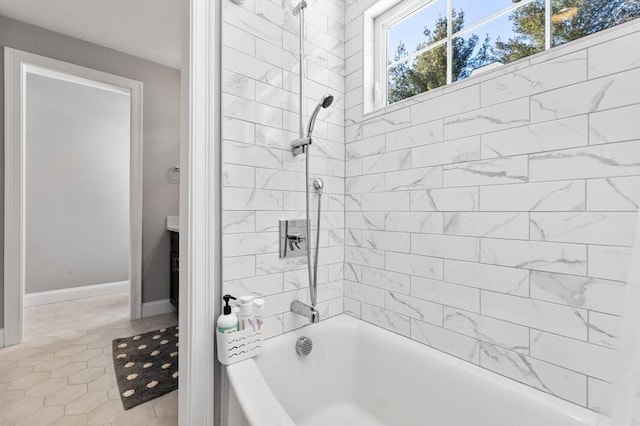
[24,281,129,307]
[0,329,4,348]
[142,299,176,318]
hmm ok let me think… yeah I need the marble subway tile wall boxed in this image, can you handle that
[344,1,640,413]
[221,0,346,336]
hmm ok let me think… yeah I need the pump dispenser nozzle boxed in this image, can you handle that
[218,295,239,334]
[222,294,237,315]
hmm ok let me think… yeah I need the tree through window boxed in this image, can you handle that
[380,0,640,107]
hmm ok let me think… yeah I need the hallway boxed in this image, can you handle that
[0,293,178,425]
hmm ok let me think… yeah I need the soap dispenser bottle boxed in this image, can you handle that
[217,295,238,334]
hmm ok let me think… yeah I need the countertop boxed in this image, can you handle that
[166,216,179,232]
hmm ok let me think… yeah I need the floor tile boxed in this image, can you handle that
[0,294,178,426]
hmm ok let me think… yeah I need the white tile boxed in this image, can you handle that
[346,134,385,159]
[344,281,384,307]
[222,232,278,257]
[255,211,304,233]
[480,342,587,406]
[361,304,411,337]
[410,187,479,212]
[222,256,256,281]
[283,266,328,291]
[530,212,637,246]
[530,271,625,315]
[411,277,480,313]
[255,124,297,150]
[384,292,443,326]
[444,212,529,240]
[530,331,615,381]
[223,94,283,128]
[346,211,385,230]
[444,98,529,140]
[346,174,385,194]
[222,211,256,233]
[344,297,361,318]
[412,137,481,168]
[222,188,283,211]
[345,246,385,269]
[411,319,479,364]
[588,31,640,79]
[222,22,256,56]
[223,48,282,88]
[531,68,640,122]
[444,259,529,296]
[384,167,442,191]
[444,307,529,353]
[255,38,297,72]
[441,136,481,164]
[587,177,640,211]
[224,3,283,46]
[222,117,255,144]
[444,156,528,187]
[263,289,307,316]
[481,51,587,107]
[385,212,443,234]
[360,230,410,253]
[362,150,411,174]
[255,252,306,275]
[587,377,613,416]
[223,273,283,297]
[483,292,588,340]
[411,234,480,262]
[361,266,411,294]
[588,245,632,281]
[589,104,640,145]
[588,311,619,348]
[386,120,444,151]
[481,116,588,159]
[411,85,480,125]
[255,169,306,192]
[386,252,443,280]
[223,164,255,188]
[480,238,587,275]
[222,70,256,100]
[530,141,640,182]
[479,180,585,212]
[361,192,410,211]
[355,107,411,140]
[224,140,283,169]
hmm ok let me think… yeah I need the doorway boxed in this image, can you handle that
[3,47,143,346]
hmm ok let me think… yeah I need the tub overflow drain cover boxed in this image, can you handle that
[296,337,313,356]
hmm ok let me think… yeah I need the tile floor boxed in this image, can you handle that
[0,293,178,426]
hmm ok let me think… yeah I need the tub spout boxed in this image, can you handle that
[291,300,320,324]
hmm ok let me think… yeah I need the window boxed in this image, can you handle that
[369,0,640,110]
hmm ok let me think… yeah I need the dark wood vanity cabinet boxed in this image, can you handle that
[170,231,179,312]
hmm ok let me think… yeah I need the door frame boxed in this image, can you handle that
[3,47,144,346]
[178,0,221,425]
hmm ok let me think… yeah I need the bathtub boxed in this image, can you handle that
[223,314,606,426]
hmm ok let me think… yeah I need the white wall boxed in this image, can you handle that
[221,0,346,337]
[344,4,640,414]
[25,72,130,293]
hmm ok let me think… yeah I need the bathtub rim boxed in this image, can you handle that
[225,313,610,426]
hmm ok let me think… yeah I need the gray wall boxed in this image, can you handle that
[0,15,181,327]
[25,73,130,294]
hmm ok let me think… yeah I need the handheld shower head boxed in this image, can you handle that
[306,94,334,137]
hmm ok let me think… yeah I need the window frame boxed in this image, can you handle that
[373,0,439,110]
[368,0,547,112]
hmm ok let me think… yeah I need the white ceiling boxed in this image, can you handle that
[0,0,183,69]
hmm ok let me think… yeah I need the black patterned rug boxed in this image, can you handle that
[112,326,179,410]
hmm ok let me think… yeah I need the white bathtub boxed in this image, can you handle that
[224,314,605,426]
